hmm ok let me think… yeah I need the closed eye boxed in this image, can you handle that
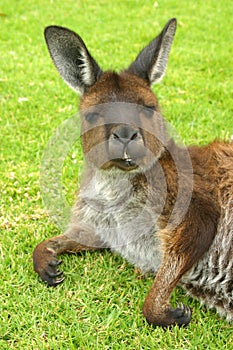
[142,105,156,117]
[85,112,100,123]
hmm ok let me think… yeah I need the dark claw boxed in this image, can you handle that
[49,259,62,267]
[45,259,65,286]
[48,275,65,286]
[46,270,63,278]
[169,303,192,327]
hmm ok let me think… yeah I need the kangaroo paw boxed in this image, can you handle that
[143,302,192,328]
[33,243,65,286]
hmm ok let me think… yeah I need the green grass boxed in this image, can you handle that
[1,0,233,349]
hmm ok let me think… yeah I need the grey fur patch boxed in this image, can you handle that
[182,196,233,321]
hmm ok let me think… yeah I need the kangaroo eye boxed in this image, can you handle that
[143,105,156,117]
[85,112,100,123]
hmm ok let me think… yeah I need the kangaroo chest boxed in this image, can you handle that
[78,171,163,273]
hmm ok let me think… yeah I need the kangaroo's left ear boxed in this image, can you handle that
[127,18,177,85]
[44,26,103,95]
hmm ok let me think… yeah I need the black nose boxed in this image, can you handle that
[112,126,139,144]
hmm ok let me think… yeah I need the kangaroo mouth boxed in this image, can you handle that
[114,149,137,170]
[112,156,138,170]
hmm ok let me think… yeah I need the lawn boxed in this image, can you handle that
[1,0,233,349]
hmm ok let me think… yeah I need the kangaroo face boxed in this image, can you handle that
[44,19,176,171]
[80,72,165,171]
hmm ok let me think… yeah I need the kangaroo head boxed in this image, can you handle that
[44,19,177,171]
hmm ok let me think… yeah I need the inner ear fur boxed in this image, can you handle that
[44,25,103,95]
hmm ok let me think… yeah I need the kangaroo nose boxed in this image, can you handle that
[112,126,139,144]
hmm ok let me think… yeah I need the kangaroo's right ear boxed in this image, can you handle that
[44,26,103,95]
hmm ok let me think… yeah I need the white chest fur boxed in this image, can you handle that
[78,169,162,273]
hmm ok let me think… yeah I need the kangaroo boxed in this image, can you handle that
[33,18,233,327]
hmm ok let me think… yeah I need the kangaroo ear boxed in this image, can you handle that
[44,26,103,95]
[127,18,177,85]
